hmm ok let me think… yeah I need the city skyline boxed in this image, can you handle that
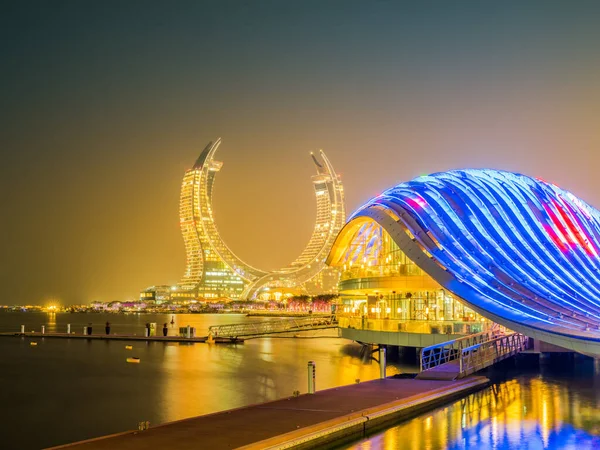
[2,1,600,304]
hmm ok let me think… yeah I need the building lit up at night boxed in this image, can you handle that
[144,138,345,301]
[328,169,600,355]
[139,285,173,304]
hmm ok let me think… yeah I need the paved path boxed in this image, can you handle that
[51,376,488,450]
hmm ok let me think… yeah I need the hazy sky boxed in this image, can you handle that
[2,1,600,305]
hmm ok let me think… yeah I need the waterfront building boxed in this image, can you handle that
[139,285,173,304]
[153,139,345,301]
[330,219,486,326]
[328,169,600,355]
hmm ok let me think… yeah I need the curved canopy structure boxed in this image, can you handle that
[178,139,345,299]
[327,169,600,355]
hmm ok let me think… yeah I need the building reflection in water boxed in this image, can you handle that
[346,375,600,450]
[158,338,416,424]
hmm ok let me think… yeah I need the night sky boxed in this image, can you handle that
[2,1,600,305]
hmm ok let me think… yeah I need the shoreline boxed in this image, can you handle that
[0,310,328,317]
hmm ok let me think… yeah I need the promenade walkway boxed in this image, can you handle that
[52,376,488,450]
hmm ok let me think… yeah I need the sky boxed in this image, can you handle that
[1,1,600,305]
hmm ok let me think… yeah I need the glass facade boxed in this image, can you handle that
[176,141,248,299]
[332,219,487,330]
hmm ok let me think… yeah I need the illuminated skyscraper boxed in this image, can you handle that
[174,139,345,300]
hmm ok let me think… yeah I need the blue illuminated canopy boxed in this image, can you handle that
[333,169,600,354]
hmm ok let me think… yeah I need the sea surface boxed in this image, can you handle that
[0,312,411,449]
[1,312,600,450]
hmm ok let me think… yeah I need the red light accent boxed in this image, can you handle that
[543,223,568,252]
[542,199,597,256]
[407,196,427,209]
[542,202,572,251]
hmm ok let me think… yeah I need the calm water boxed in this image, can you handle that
[0,312,412,449]
[2,313,600,450]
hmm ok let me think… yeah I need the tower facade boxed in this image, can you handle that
[176,141,251,299]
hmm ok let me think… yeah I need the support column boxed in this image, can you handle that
[379,346,387,379]
[307,361,316,393]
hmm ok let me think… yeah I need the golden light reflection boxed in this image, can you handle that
[158,337,407,426]
[347,376,600,450]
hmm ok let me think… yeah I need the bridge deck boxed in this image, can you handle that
[208,316,337,339]
[418,331,529,381]
[51,376,488,450]
[415,360,461,381]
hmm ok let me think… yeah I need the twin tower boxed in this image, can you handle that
[175,139,345,301]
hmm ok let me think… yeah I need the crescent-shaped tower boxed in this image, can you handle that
[174,139,345,300]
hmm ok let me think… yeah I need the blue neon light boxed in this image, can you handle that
[350,169,600,340]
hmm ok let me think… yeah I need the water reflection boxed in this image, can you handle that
[1,312,421,450]
[344,375,600,450]
[159,338,414,424]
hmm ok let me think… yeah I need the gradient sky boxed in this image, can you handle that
[2,1,600,305]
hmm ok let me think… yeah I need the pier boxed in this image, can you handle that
[0,331,240,344]
[0,316,339,344]
[51,375,488,450]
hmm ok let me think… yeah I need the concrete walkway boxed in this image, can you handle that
[51,376,488,450]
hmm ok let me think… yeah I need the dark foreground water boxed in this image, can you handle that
[0,312,411,449]
[341,367,600,450]
[2,313,600,450]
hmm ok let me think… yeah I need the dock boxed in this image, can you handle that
[1,316,338,344]
[0,332,243,344]
[50,375,488,450]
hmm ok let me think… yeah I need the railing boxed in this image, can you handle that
[459,332,529,377]
[420,331,493,372]
[339,316,491,336]
[208,315,337,339]
[419,330,529,378]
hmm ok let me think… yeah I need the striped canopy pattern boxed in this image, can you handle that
[351,169,600,344]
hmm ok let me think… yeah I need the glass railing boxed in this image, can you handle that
[337,315,491,335]
[341,263,424,281]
